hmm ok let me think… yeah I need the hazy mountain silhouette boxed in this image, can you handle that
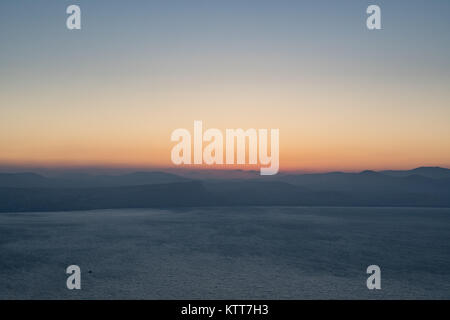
[0,171,190,188]
[0,167,449,212]
[269,169,449,193]
[0,172,57,188]
[381,166,450,179]
[0,181,208,212]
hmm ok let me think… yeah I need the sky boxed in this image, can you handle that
[1,0,450,172]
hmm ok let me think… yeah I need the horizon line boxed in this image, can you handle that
[0,164,448,175]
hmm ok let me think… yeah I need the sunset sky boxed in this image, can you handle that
[1,0,450,172]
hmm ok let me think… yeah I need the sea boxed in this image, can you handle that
[0,206,449,299]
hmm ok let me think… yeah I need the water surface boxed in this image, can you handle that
[1,207,449,299]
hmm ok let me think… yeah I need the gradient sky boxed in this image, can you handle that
[1,0,450,172]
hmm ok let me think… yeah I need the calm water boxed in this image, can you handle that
[0,207,449,299]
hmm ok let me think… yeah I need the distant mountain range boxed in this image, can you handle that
[0,167,449,212]
[381,166,450,179]
[0,171,189,188]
